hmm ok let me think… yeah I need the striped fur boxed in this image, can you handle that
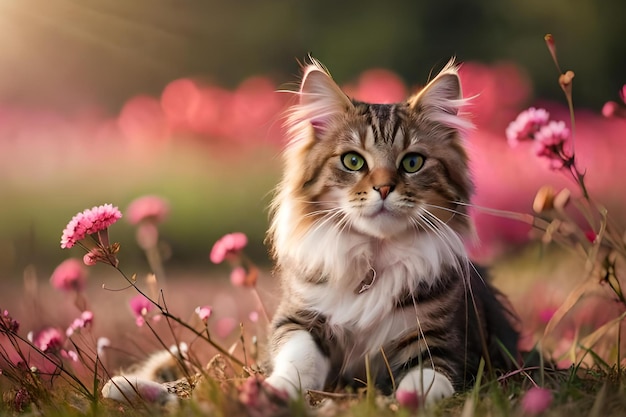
[265,59,518,404]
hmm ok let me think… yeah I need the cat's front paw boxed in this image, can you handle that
[263,374,301,399]
[396,368,454,407]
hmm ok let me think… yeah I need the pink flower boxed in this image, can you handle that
[1,310,19,333]
[216,317,237,339]
[521,387,552,415]
[230,266,258,287]
[50,259,87,292]
[230,267,247,286]
[505,107,550,147]
[33,327,64,353]
[538,307,557,324]
[396,389,420,410]
[66,310,95,336]
[83,251,98,266]
[195,305,212,322]
[60,204,122,249]
[61,349,79,362]
[533,120,571,168]
[602,85,626,119]
[126,195,170,225]
[210,232,248,264]
[129,295,153,327]
[249,311,259,323]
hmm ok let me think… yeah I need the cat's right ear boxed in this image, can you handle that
[297,61,353,135]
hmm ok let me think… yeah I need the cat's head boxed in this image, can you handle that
[271,59,474,252]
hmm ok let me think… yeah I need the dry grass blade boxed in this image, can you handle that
[577,312,626,353]
[543,277,598,337]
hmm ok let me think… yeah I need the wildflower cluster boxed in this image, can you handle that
[506,107,572,170]
[504,35,626,369]
[60,203,123,267]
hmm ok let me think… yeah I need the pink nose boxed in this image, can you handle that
[375,185,392,200]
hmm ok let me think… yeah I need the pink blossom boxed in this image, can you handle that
[216,317,237,339]
[33,327,64,353]
[61,349,79,362]
[533,120,571,168]
[538,307,557,324]
[602,101,620,118]
[126,195,170,225]
[347,69,407,104]
[195,305,212,322]
[129,295,152,327]
[82,251,98,266]
[521,387,552,415]
[505,107,550,147]
[230,267,247,286]
[210,232,248,264]
[66,310,94,336]
[50,259,87,292]
[60,204,122,249]
[396,389,420,410]
[117,95,169,143]
[620,84,626,104]
[249,311,259,323]
[1,310,19,333]
[230,266,258,287]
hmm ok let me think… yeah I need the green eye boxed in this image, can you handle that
[341,152,366,171]
[400,153,425,173]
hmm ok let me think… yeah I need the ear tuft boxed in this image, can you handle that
[407,59,473,133]
[285,59,353,143]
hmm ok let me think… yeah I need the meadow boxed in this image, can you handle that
[1,35,626,416]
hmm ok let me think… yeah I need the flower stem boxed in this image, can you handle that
[111,265,245,368]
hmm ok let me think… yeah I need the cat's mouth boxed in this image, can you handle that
[366,201,400,217]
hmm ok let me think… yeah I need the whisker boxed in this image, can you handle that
[423,203,471,219]
[451,201,534,224]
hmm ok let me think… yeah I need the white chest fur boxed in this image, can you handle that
[284,225,467,355]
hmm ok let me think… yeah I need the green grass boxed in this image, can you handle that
[2,364,626,416]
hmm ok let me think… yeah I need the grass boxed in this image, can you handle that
[1,248,626,417]
[3,356,626,416]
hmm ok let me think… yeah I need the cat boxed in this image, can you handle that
[101,58,519,408]
[262,58,519,405]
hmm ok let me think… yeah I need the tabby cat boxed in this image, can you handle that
[101,59,519,408]
[263,59,519,404]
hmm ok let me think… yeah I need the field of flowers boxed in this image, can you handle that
[1,35,626,416]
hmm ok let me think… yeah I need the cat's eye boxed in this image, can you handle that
[341,152,366,171]
[400,153,425,173]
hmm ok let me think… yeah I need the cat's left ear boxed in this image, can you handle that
[407,60,472,132]
[296,59,354,135]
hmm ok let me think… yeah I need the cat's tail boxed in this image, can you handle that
[101,344,189,406]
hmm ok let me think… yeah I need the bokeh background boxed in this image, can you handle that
[0,0,625,275]
[0,0,625,381]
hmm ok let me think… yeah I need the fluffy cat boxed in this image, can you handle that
[263,59,519,404]
[101,59,519,408]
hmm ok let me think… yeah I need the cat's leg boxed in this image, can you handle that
[265,329,330,398]
[396,367,454,405]
[102,375,177,405]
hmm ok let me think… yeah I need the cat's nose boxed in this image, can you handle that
[374,184,394,200]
